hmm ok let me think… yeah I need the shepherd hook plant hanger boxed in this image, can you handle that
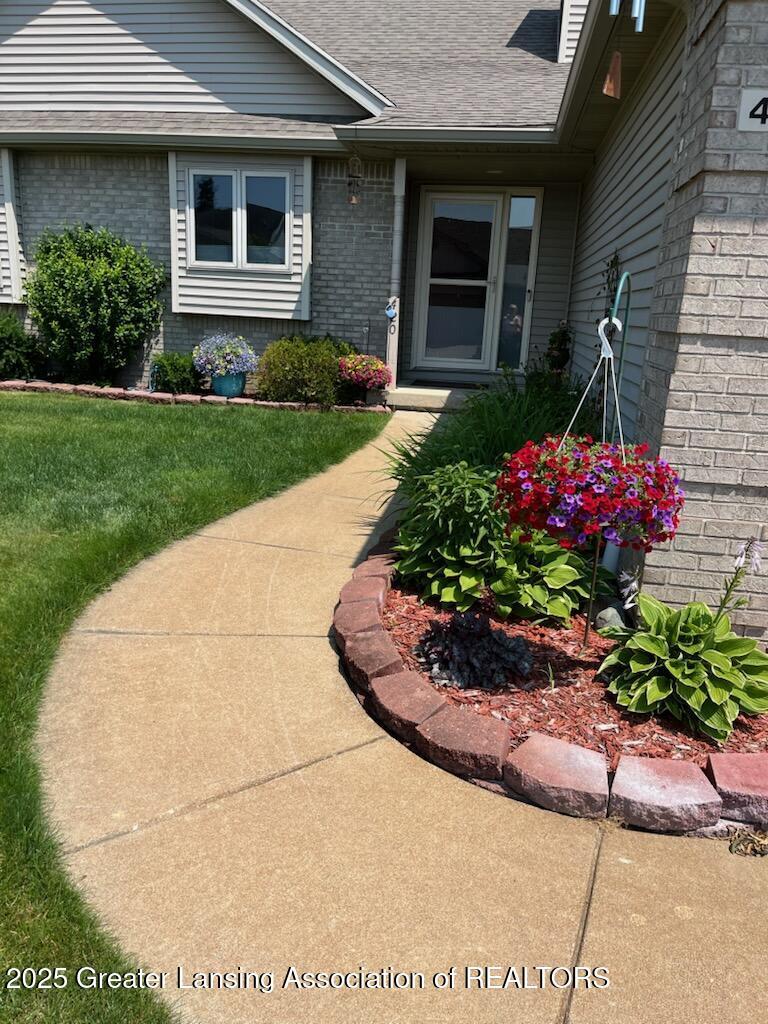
[558,272,632,646]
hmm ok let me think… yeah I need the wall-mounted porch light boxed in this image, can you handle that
[347,155,363,205]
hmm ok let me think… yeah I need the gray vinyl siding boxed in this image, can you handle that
[567,23,685,439]
[528,184,579,361]
[399,182,579,376]
[0,0,362,118]
[173,151,310,319]
[558,0,588,63]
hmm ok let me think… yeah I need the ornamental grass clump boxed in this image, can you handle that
[192,333,258,379]
[338,354,391,391]
[496,434,685,552]
[598,538,768,742]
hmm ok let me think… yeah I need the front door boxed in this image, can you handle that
[412,189,541,374]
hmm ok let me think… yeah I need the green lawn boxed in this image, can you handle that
[0,394,386,1023]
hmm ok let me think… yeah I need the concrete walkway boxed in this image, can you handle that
[38,412,767,1024]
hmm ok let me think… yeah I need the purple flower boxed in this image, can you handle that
[517,470,529,480]
[593,484,606,494]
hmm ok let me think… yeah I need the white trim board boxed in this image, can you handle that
[0,148,22,302]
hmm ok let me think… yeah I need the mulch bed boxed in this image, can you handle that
[383,586,768,770]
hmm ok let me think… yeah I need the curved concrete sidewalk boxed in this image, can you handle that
[38,412,768,1024]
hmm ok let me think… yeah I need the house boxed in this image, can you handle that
[0,0,766,635]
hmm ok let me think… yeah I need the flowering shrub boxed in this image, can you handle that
[338,354,391,391]
[496,435,685,552]
[192,334,258,378]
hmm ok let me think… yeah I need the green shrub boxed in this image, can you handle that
[150,352,202,394]
[255,334,357,407]
[25,224,165,384]
[598,594,768,741]
[393,461,611,622]
[0,310,44,380]
[390,370,601,497]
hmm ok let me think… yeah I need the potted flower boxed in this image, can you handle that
[338,353,392,405]
[192,333,259,398]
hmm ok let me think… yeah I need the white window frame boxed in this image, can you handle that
[186,167,292,273]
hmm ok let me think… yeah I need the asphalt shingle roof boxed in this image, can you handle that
[265,0,571,127]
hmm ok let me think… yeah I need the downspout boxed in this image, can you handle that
[386,157,407,392]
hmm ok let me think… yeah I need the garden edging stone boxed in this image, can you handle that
[706,752,768,825]
[335,547,764,836]
[609,756,722,833]
[368,672,447,742]
[0,379,391,413]
[504,733,609,819]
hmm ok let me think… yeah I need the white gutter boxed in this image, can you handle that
[0,131,347,152]
[335,125,559,145]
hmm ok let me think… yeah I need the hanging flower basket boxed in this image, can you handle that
[495,435,685,553]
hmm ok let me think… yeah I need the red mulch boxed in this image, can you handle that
[383,587,768,770]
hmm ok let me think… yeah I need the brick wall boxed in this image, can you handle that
[10,149,394,381]
[639,0,768,638]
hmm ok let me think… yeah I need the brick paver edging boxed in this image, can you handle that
[333,547,768,837]
[0,379,391,414]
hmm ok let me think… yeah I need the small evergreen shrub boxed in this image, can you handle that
[150,352,202,394]
[25,224,165,383]
[255,334,357,407]
[0,310,44,380]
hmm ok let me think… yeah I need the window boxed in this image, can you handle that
[245,174,288,266]
[189,169,291,270]
[192,173,235,265]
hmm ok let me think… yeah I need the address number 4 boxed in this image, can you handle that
[749,96,768,126]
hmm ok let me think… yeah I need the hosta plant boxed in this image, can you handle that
[490,531,614,623]
[393,463,614,622]
[598,590,768,742]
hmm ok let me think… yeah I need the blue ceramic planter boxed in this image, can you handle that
[212,372,246,398]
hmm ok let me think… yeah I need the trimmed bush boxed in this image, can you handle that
[255,334,357,407]
[0,310,44,380]
[25,224,165,384]
[150,352,202,394]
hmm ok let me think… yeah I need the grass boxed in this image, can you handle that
[0,394,386,1023]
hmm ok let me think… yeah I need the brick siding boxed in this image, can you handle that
[9,150,394,382]
[639,0,768,637]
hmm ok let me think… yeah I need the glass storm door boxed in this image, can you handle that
[414,191,540,372]
[416,194,503,370]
